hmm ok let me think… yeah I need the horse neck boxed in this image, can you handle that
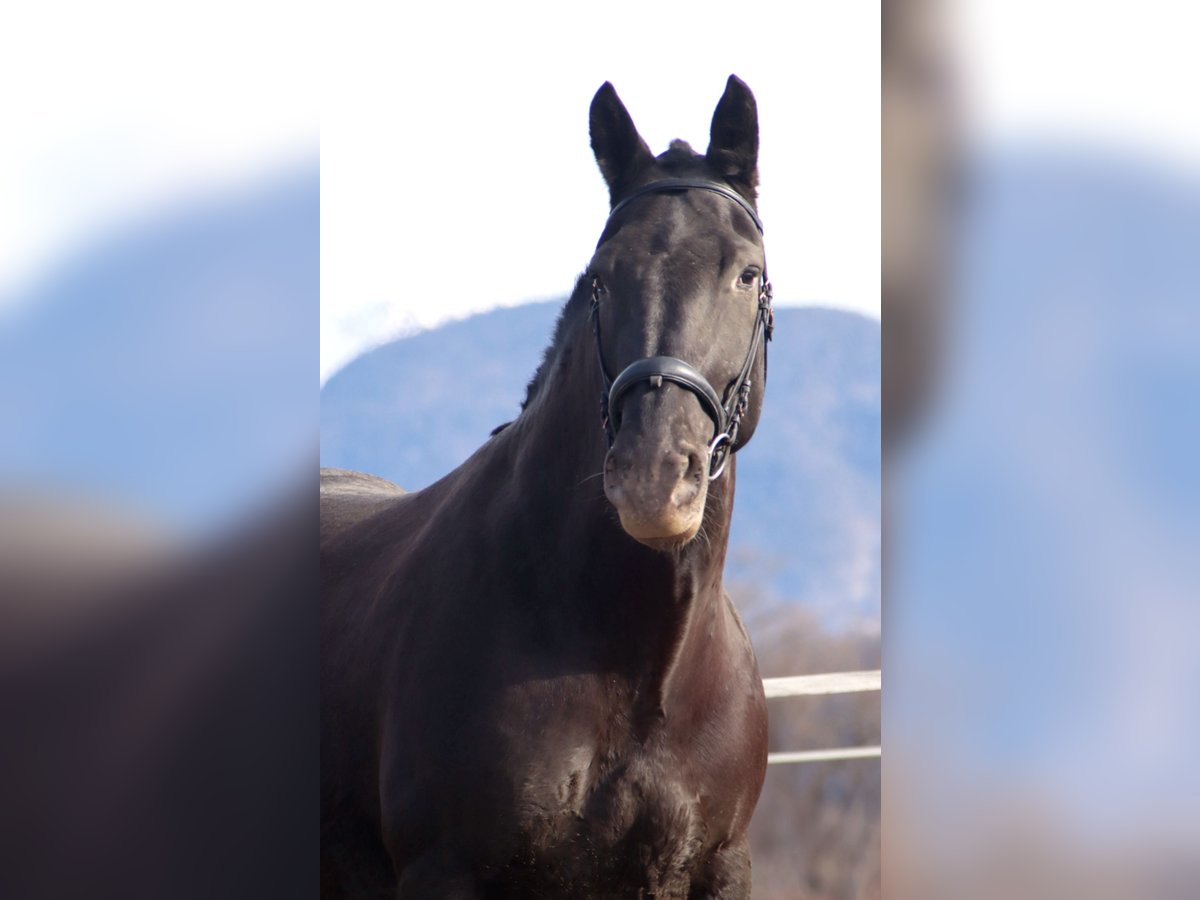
[499,301,738,707]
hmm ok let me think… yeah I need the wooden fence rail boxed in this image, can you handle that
[762,670,881,765]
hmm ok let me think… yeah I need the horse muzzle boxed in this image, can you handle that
[603,356,733,481]
[602,378,713,550]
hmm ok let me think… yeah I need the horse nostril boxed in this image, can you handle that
[658,450,694,483]
[605,450,633,478]
[685,451,705,482]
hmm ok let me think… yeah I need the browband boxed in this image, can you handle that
[607,179,764,235]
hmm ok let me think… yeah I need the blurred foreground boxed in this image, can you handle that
[883,3,1200,897]
[885,0,1200,896]
[0,165,318,897]
[0,492,316,900]
[887,148,1200,900]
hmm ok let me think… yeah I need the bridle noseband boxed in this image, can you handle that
[589,179,774,481]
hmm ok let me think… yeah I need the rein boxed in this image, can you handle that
[588,180,774,480]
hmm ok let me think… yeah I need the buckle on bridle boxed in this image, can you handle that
[708,432,732,481]
[760,278,774,341]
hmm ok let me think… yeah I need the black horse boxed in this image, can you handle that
[321,76,772,899]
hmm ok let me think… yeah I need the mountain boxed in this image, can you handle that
[0,166,318,531]
[320,304,881,626]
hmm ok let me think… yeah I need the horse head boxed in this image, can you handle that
[587,76,772,551]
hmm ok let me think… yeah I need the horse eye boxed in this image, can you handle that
[738,268,758,287]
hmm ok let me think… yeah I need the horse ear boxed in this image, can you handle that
[590,82,653,203]
[706,75,759,200]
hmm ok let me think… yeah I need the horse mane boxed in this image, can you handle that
[519,272,591,413]
[486,273,591,438]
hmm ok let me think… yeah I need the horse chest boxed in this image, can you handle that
[503,736,720,895]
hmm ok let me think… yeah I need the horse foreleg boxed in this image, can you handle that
[689,838,753,900]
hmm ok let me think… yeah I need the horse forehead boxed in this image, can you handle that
[602,187,758,255]
[606,216,742,278]
[650,192,752,244]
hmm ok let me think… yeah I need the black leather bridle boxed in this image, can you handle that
[589,179,774,480]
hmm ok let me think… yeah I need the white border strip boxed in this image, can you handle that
[767,746,882,765]
[762,670,881,699]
